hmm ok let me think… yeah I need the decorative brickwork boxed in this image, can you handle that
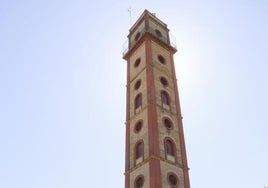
[123,9,190,188]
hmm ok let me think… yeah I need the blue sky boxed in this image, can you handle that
[0,0,267,188]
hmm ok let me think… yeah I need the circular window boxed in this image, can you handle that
[163,118,173,129]
[160,77,168,86]
[158,55,165,64]
[134,121,143,133]
[134,58,141,68]
[155,29,162,37]
[168,173,178,187]
[135,80,141,90]
[135,32,141,41]
[135,176,144,188]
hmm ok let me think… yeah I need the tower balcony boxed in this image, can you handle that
[123,27,177,57]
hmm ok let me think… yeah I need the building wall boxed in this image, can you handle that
[148,20,169,42]
[129,162,150,188]
[128,41,149,170]
[129,20,145,49]
[160,161,185,188]
[127,39,186,187]
[124,10,190,188]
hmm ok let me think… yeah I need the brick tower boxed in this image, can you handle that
[123,10,190,188]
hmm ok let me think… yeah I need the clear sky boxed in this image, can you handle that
[0,0,267,188]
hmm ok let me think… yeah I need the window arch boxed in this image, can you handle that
[134,79,141,90]
[160,76,168,87]
[163,117,173,130]
[167,172,179,187]
[155,29,162,38]
[161,91,170,105]
[135,175,144,188]
[158,54,166,64]
[134,120,143,133]
[135,141,144,160]
[135,32,141,41]
[134,58,141,68]
[135,93,142,109]
[165,138,175,156]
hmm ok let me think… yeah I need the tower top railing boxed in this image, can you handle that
[123,27,177,57]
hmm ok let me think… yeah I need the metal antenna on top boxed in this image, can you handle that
[128,7,132,26]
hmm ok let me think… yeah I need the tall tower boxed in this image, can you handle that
[123,10,190,188]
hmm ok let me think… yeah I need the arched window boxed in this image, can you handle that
[135,141,144,159]
[134,79,141,90]
[161,91,170,105]
[165,139,175,156]
[160,76,168,87]
[135,93,142,109]
[155,29,162,38]
[134,58,141,68]
[163,117,173,130]
[167,172,179,187]
[134,120,143,133]
[135,32,141,41]
[158,54,166,64]
[135,176,144,188]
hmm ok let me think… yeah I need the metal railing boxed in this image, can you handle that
[123,27,177,56]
